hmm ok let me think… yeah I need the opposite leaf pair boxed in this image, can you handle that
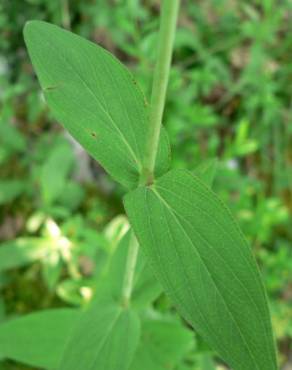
[24,21,278,370]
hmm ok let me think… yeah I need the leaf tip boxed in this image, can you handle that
[23,20,49,43]
[23,20,37,37]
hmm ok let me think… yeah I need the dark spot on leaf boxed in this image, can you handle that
[43,84,62,92]
[91,132,97,138]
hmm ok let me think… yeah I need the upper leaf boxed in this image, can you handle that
[124,169,277,370]
[23,21,170,189]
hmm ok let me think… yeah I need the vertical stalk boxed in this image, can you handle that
[61,0,71,30]
[141,0,180,184]
[121,232,139,307]
[121,0,180,307]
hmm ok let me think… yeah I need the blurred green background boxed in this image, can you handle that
[0,0,291,369]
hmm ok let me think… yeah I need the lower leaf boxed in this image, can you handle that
[59,303,140,370]
[0,309,78,369]
[124,169,278,370]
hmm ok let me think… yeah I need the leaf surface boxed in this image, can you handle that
[196,355,216,370]
[24,21,170,188]
[130,316,193,370]
[41,140,74,205]
[104,230,162,307]
[194,158,218,187]
[0,180,26,205]
[59,303,140,370]
[0,309,79,369]
[124,169,277,370]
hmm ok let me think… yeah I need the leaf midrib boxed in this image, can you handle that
[89,307,123,370]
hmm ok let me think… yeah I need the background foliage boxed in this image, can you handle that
[0,0,291,369]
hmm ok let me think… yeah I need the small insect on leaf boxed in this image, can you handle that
[43,84,62,91]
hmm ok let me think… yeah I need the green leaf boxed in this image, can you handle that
[59,303,140,370]
[0,238,50,272]
[0,273,8,290]
[195,354,216,370]
[56,278,93,306]
[41,141,74,205]
[124,169,277,370]
[0,309,79,369]
[104,230,162,307]
[194,158,218,187]
[131,257,163,308]
[24,21,170,189]
[58,181,85,211]
[130,315,193,370]
[0,180,26,205]
[42,250,62,291]
[0,298,5,323]
[0,105,26,155]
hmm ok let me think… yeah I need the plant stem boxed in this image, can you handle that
[121,232,139,307]
[141,0,180,184]
[121,0,180,307]
[61,0,71,30]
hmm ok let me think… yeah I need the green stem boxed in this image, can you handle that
[61,0,71,30]
[121,232,139,307]
[141,0,180,184]
[121,0,180,307]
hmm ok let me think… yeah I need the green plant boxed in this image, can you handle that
[0,1,280,370]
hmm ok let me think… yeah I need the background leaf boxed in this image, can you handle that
[0,309,79,369]
[40,141,74,206]
[24,21,170,189]
[59,303,140,370]
[124,169,277,370]
[130,315,193,370]
[0,238,50,272]
[102,230,162,308]
[196,355,216,370]
[0,180,26,205]
[194,158,218,187]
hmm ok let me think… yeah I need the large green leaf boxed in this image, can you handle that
[0,309,79,369]
[124,169,277,370]
[59,303,140,370]
[130,315,193,370]
[24,21,170,189]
